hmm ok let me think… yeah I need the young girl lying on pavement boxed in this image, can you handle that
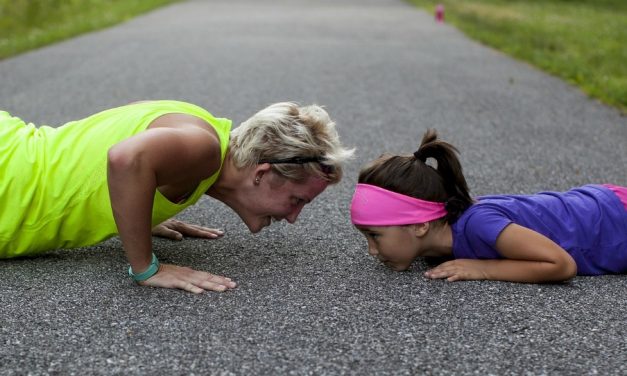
[350,129,627,283]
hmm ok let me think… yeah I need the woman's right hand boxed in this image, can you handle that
[139,263,237,293]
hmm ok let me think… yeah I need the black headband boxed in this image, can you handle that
[258,156,324,165]
[258,156,334,174]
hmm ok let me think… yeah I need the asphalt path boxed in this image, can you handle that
[1,0,626,374]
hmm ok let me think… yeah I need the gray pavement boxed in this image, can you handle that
[1,0,626,374]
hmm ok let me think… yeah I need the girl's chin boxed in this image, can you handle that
[385,262,410,272]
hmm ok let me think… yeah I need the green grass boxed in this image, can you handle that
[407,0,627,113]
[0,0,180,60]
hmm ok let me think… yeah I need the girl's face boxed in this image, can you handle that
[356,225,422,271]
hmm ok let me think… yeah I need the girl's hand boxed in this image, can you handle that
[139,263,237,293]
[152,219,224,241]
[424,259,489,282]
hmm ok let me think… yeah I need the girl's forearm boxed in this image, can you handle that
[489,223,578,283]
[480,259,575,283]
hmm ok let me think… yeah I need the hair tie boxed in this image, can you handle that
[444,197,464,213]
[413,149,426,162]
[444,197,454,211]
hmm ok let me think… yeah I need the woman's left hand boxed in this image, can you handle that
[424,259,489,282]
[151,219,224,241]
[139,263,236,293]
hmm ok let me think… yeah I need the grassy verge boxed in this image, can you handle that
[0,0,180,60]
[407,0,627,113]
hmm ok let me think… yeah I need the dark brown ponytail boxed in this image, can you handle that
[358,129,473,224]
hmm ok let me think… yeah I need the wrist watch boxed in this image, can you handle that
[128,253,160,282]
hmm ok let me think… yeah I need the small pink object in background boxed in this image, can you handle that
[435,4,445,22]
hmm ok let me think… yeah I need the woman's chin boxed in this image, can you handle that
[247,224,262,233]
[246,218,269,233]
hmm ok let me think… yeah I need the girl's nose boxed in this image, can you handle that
[367,240,378,256]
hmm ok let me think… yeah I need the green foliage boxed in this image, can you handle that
[0,0,179,59]
[407,0,627,113]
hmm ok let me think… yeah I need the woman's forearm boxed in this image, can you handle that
[107,146,157,273]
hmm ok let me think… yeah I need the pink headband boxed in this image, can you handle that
[350,183,447,226]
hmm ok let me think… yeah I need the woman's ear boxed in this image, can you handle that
[413,223,429,238]
[253,163,272,185]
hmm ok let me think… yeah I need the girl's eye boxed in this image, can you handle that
[368,233,379,239]
[292,198,305,206]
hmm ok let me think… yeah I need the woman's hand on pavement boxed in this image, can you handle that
[152,219,224,241]
[139,263,237,293]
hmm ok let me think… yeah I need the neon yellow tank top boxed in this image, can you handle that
[0,100,231,258]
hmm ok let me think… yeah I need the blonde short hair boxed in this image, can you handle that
[229,102,354,184]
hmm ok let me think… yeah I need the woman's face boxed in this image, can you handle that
[242,172,330,233]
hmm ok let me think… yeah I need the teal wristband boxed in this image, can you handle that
[128,253,160,282]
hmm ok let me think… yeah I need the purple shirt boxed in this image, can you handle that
[451,185,627,275]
